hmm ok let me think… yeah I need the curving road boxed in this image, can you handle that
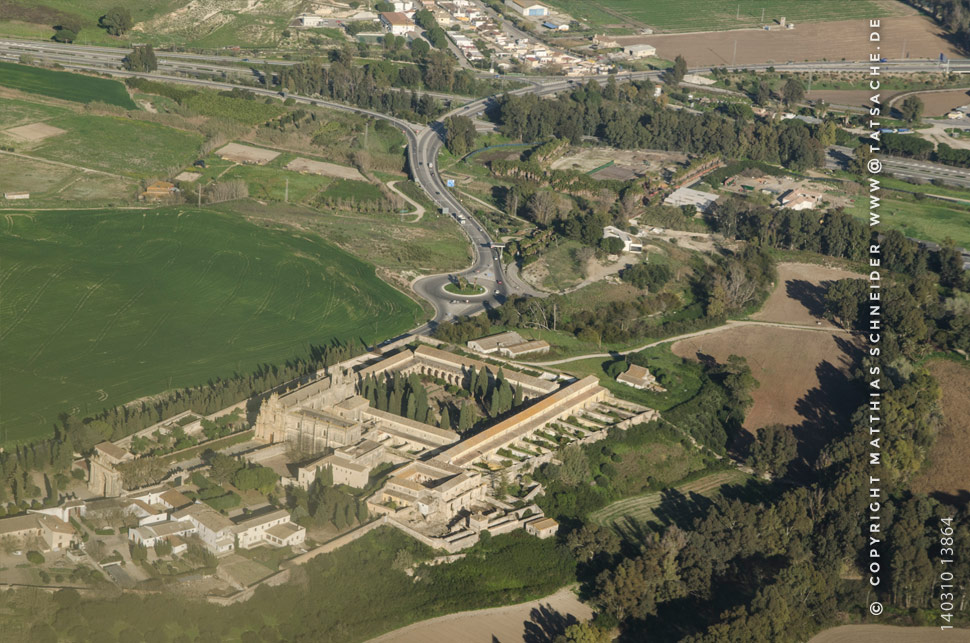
[6,38,970,334]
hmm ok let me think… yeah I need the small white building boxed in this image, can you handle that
[505,0,548,17]
[664,187,719,213]
[4,192,29,200]
[391,0,413,11]
[603,225,643,253]
[616,364,664,392]
[778,189,821,211]
[129,519,197,548]
[172,504,235,556]
[525,517,558,539]
[623,44,656,58]
[234,508,305,550]
[380,11,416,35]
[299,14,323,27]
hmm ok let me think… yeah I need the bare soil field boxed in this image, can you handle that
[808,625,970,642]
[909,89,970,117]
[551,147,686,175]
[175,171,202,182]
[911,360,970,503]
[672,324,860,459]
[752,263,864,327]
[216,142,280,165]
[368,587,593,643]
[286,157,366,180]
[3,122,66,142]
[618,16,958,67]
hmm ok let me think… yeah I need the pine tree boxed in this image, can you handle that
[440,407,452,430]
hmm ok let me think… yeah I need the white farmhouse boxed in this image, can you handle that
[380,12,416,35]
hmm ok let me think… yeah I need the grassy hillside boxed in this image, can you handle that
[0,97,203,180]
[0,207,423,443]
[0,62,136,109]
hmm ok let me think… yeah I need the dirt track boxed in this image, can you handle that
[808,625,970,642]
[367,588,592,643]
[620,16,958,67]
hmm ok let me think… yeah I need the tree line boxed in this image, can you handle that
[493,78,827,171]
[0,340,365,516]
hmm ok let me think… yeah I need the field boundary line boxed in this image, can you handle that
[0,149,126,178]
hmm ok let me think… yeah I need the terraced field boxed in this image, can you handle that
[590,469,749,530]
[0,207,422,444]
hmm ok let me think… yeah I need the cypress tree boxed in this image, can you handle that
[514,384,523,407]
[440,407,451,430]
[458,403,474,433]
[389,390,403,417]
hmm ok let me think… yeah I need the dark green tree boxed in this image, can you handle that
[99,6,133,36]
[749,424,797,477]
[122,45,158,72]
[897,95,924,123]
[782,77,805,105]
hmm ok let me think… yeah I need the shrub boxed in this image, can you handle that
[26,550,45,564]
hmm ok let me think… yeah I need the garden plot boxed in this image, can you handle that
[3,122,66,143]
[217,142,280,165]
[285,157,366,180]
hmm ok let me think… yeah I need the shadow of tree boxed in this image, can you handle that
[785,279,834,319]
[522,603,580,643]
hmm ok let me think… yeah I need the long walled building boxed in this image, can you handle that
[440,375,607,467]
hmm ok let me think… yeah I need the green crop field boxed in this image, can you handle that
[848,194,970,249]
[0,98,204,179]
[0,62,136,109]
[544,0,892,32]
[0,207,423,444]
[321,179,385,202]
[222,163,331,203]
[0,95,68,130]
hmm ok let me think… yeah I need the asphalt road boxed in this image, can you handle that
[827,144,970,188]
[6,37,970,331]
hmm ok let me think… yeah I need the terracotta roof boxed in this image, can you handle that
[159,488,193,510]
[36,514,75,534]
[528,517,558,531]
[94,441,130,461]
[381,11,414,25]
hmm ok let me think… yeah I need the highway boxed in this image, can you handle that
[5,37,970,331]
[826,145,970,188]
